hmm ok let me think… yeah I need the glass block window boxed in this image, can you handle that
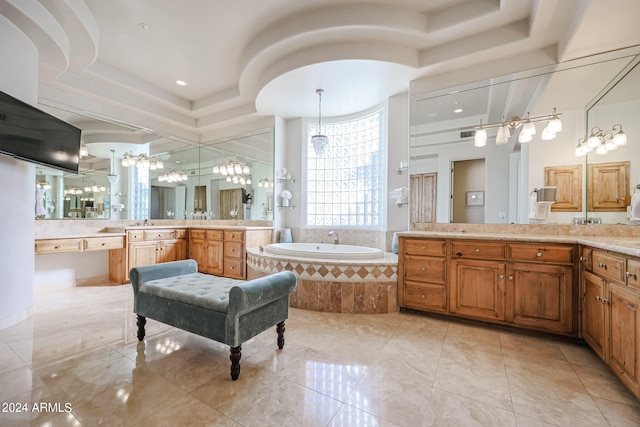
[306,109,385,228]
[131,166,150,220]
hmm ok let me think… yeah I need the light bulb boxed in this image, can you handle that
[613,130,627,146]
[496,125,510,145]
[474,128,487,147]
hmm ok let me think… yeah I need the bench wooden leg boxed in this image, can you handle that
[136,315,146,341]
[277,321,285,349]
[230,345,242,381]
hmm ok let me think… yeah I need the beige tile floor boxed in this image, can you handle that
[1,283,640,426]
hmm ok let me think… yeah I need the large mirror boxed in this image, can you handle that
[34,106,274,222]
[410,46,640,225]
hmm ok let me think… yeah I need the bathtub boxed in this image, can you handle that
[265,242,384,260]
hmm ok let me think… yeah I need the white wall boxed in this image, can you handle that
[0,16,39,328]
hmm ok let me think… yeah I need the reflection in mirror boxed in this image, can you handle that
[410,47,640,225]
[585,56,640,224]
[34,105,274,222]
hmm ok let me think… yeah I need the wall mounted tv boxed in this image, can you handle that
[0,90,81,173]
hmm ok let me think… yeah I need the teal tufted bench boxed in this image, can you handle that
[130,259,297,380]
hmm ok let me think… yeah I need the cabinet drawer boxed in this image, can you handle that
[507,244,574,265]
[144,230,175,241]
[35,238,83,254]
[451,241,506,260]
[403,239,446,257]
[224,241,243,258]
[224,257,245,279]
[403,281,447,313]
[403,255,446,284]
[84,236,124,251]
[207,230,224,241]
[190,229,206,240]
[127,231,144,242]
[224,230,244,242]
[627,258,640,291]
[592,251,626,284]
[174,229,188,239]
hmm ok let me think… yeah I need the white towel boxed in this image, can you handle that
[631,188,640,220]
[35,188,46,216]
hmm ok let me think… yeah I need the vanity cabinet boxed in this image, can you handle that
[505,243,575,335]
[581,248,640,398]
[124,228,188,282]
[397,237,448,313]
[188,228,272,280]
[449,241,506,321]
[189,229,223,275]
[399,237,577,336]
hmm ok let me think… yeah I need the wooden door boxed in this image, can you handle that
[410,173,436,223]
[581,270,606,359]
[607,282,640,395]
[219,188,244,219]
[588,161,630,212]
[506,263,574,334]
[450,259,505,321]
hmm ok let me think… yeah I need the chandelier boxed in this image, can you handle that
[310,89,329,156]
[473,108,562,147]
[121,152,164,170]
[212,160,251,176]
[574,124,627,156]
[107,149,119,184]
[35,172,51,190]
[158,170,188,183]
[84,183,106,192]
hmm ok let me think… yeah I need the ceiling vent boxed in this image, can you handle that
[460,130,474,138]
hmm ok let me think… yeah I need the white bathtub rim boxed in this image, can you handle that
[265,242,385,260]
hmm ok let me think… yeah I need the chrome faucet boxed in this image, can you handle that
[328,230,339,245]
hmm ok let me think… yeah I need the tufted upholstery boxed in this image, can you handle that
[140,273,240,313]
[129,259,297,380]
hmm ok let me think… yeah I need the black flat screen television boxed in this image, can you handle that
[0,90,81,173]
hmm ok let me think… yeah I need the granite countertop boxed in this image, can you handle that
[35,225,273,240]
[398,231,640,257]
[35,231,126,240]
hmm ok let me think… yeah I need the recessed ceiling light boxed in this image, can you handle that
[139,23,149,30]
[175,160,181,164]
[454,108,463,113]
[175,80,187,86]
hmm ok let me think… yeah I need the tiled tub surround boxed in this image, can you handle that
[247,248,398,314]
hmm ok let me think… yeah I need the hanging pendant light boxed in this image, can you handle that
[107,149,119,184]
[310,89,329,156]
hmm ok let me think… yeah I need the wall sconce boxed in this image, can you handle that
[157,170,188,182]
[121,151,164,169]
[212,160,251,176]
[575,124,627,156]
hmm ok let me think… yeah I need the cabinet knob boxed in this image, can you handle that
[421,266,426,271]
[536,252,542,257]
[421,245,426,250]
[599,263,606,269]
[455,252,462,257]
[54,245,60,249]
[579,256,584,262]
[626,272,638,280]
[596,296,601,302]
[421,294,426,299]
[474,248,480,253]
[508,275,514,280]
[499,274,504,279]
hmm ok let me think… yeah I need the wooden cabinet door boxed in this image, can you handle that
[189,239,207,272]
[450,259,505,321]
[582,270,606,359]
[158,240,186,263]
[607,282,640,396]
[205,240,224,275]
[128,242,158,276]
[410,173,436,223]
[588,161,630,212]
[506,263,574,335]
